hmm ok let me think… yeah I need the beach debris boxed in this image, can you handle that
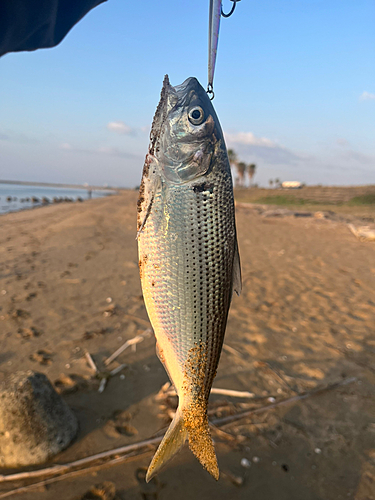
[211,388,255,398]
[223,343,244,358]
[0,371,78,467]
[348,223,375,242]
[104,329,152,366]
[83,353,127,394]
[156,382,255,401]
[85,352,99,373]
[240,458,251,468]
[0,377,357,497]
[98,378,107,394]
[109,364,127,376]
[103,304,118,317]
[221,470,244,486]
[314,211,326,219]
[213,376,356,427]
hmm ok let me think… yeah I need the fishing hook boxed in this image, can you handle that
[206,83,215,100]
[221,0,240,18]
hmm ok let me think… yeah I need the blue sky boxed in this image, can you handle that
[0,0,374,187]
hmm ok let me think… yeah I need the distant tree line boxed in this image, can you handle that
[268,178,281,189]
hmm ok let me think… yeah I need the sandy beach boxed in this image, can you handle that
[0,190,374,500]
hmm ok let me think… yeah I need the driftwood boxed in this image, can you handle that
[0,376,357,499]
[0,451,151,499]
[212,376,356,426]
[84,352,98,373]
[162,386,255,399]
[104,329,152,367]
[0,437,162,485]
[222,343,244,358]
[348,224,375,242]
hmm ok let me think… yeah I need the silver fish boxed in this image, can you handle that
[137,75,241,481]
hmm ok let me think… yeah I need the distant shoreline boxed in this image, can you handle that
[0,180,119,191]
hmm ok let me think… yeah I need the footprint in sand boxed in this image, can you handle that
[17,326,42,339]
[135,468,162,500]
[29,349,54,365]
[79,481,120,500]
[103,410,138,439]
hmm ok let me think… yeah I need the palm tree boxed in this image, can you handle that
[227,149,238,166]
[227,149,240,187]
[236,162,246,188]
[247,163,256,187]
[269,179,274,189]
[275,178,280,188]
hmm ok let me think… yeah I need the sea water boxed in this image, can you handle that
[0,183,114,215]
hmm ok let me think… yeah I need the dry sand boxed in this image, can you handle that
[0,191,374,500]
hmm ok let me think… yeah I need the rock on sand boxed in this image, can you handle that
[0,370,78,467]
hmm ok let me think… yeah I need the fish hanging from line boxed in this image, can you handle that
[137,75,241,482]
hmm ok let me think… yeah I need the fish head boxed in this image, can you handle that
[152,76,224,184]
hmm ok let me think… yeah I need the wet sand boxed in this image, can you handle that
[0,190,374,500]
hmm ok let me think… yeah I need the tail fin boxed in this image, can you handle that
[184,401,219,480]
[146,403,219,482]
[146,408,188,482]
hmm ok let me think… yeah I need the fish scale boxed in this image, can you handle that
[140,175,235,377]
[137,75,241,481]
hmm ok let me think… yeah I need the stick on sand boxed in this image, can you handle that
[104,329,152,367]
[0,377,356,497]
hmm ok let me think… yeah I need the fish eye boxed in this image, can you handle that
[188,106,205,125]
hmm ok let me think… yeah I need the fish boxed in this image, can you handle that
[137,75,241,482]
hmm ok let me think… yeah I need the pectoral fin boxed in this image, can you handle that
[232,237,242,296]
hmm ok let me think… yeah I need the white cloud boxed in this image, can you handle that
[107,121,132,134]
[359,91,375,101]
[224,130,304,166]
[225,131,277,148]
[336,138,349,147]
[60,142,72,150]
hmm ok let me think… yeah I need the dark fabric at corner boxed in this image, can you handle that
[0,0,107,57]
